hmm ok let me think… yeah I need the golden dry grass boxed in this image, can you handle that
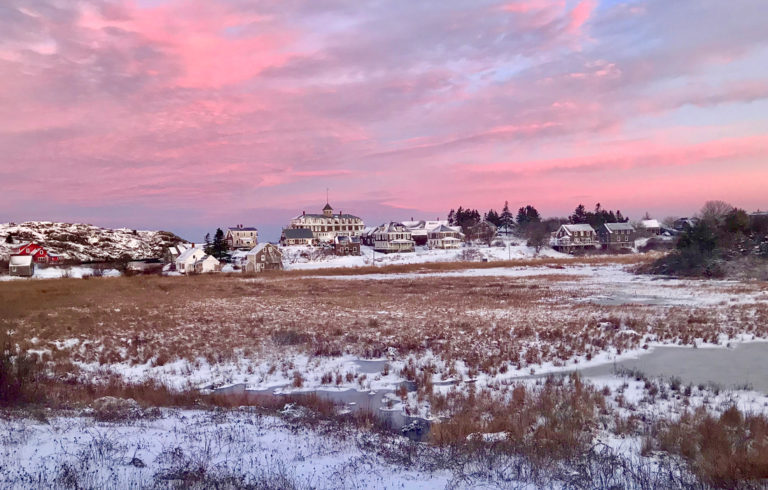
[1,257,767,387]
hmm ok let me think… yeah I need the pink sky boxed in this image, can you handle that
[1,0,767,241]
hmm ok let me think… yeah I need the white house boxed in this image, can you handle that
[175,246,207,273]
[226,226,258,249]
[639,219,661,236]
[374,222,415,253]
[427,224,464,249]
[193,255,221,273]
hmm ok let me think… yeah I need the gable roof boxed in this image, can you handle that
[246,243,282,256]
[430,224,461,234]
[283,228,314,239]
[323,203,333,211]
[640,219,661,228]
[561,224,595,234]
[602,222,635,232]
[176,246,204,263]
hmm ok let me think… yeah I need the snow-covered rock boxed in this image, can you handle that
[0,221,186,262]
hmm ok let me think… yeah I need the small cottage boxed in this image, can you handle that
[597,222,635,249]
[639,219,661,236]
[280,228,315,246]
[244,243,283,273]
[9,255,34,277]
[193,255,221,273]
[334,235,361,256]
[175,246,207,274]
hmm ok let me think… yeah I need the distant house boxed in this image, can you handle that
[9,255,34,277]
[334,235,361,256]
[374,222,415,253]
[360,227,378,246]
[550,224,597,252]
[639,219,661,236]
[194,255,221,274]
[164,243,192,263]
[244,243,283,273]
[175,246,207,274]
[280,228,315,246]
[597,222,635,249]
[470,220,498,244]
[674,217,699,231]
[428,224,464,249]
[13,243,59,264]
[402,219,451,246]
[226,226,258,250]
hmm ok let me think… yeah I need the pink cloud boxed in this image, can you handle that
[1,0,767,239]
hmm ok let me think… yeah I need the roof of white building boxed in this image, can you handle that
[176,246,204,263]
[10,255,33,266]
[640,219,661,228]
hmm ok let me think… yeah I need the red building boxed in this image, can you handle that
[13,243,60,263]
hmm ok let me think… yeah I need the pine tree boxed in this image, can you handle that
[499,201,514,229]
[204,233,212,255]
[570,204,588,224]
[5,234,13,244]
[447,209,455,226]
[210,228,227,258]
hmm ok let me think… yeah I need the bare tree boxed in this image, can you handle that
[662,216,679,228]
[699,200,734,225]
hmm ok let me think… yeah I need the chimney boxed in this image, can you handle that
[410,217,413,221]
[303,210,305,216]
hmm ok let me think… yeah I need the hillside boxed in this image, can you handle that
[0,221,187,262]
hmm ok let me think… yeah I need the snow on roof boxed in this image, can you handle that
[247,243,282,256]
[9,255,33,266]
[641,219,661,228]
[430,224,462,234]
[294,213,362,220]
[603,222,635,232]
[176,246,204,263]
[562,224,595,233]
[228,227,258,232]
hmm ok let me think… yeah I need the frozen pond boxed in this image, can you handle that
[213,384,430,440]
[579,342,768,392]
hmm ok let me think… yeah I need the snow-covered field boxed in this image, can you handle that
[0,409,452,489]
[3,257,768,487]
[281,242,566,270]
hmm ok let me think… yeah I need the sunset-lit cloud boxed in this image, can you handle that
[1,0,767,240]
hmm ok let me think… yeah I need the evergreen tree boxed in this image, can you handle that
[484,209,501,227]
[212,228,227,258]
[517,205,541,229]
[4,234,13,244]
[204,233,212,255]
[447,209,455,226]
[499,201,515,229]
[570,204,588,224]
